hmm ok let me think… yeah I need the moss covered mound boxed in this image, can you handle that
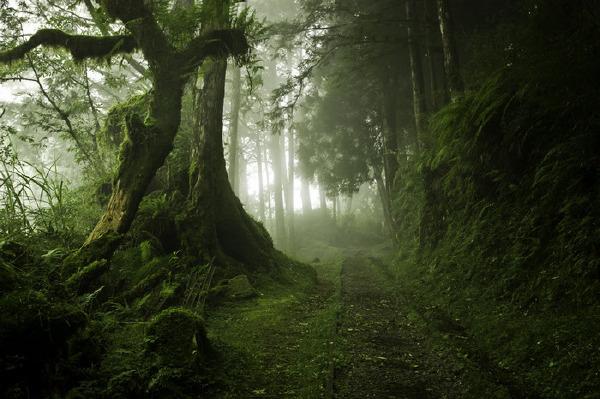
[145,307,209,367]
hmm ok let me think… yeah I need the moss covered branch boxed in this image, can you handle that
[0,29,137,63]
[180,29,249,71]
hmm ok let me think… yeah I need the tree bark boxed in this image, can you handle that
[82,60,186,261]
[185,58,273,267]
[382,83,400,196]
[287,127,295,253]
[406,0,428,148]
[374,169,395,238]
[437,0,464,101]
[270,133,287,250]
[301,178,312,215]
[424,0,445,109]
[256,133,266,222]
[238,143,248,204]
[228,64,242,194]
[319,184,328,217]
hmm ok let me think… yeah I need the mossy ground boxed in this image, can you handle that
[206,256,341,398]
[395,258,600,399]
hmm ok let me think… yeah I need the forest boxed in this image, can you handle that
[0,0,599,398]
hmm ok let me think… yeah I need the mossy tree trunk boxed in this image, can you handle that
[84,72,184,255]
[0,1,249,264]
[184,58,275,268]
[177,0,276,268]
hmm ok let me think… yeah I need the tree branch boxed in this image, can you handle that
[180,29,249,72]
[0,29,137,64]
[83,0,147,76]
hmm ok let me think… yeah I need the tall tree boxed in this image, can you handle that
[287,126,295,252]
[406,0,428,147]
[0,1,249,262]
[437,0,464,101]
[301,178,312,214]
[183,0,275,266]
[270,132,287,249]
[228,64,242,193]
[255,132,266,222]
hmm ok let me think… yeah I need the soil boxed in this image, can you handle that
[333,252,511,399]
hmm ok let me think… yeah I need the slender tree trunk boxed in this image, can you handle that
[424,0,443,110]
[332,195,337,225]
[406,0,428,148]
[238,145,248,204]
[319,184,327,216]
[382,85,400,196]
[270,133,287,250]
[264,142,273,232]
[437,0,463,101]
[287,127,295,253]
[256,134,266,222]
[374,169,395,237]
[346,195,353,216]
[228,64,242,193]
[301,178,312,214]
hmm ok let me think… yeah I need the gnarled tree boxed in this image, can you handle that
[0,0,249,263]
[182,0,276,268]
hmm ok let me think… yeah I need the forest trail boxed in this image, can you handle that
[332,253,511,399]
[210,248,520,398]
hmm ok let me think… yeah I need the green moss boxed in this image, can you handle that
[62,231,121,276]
[97,94,148,168]
[66,259,109,295]
[0,28,137,64]
[145,307,209,368]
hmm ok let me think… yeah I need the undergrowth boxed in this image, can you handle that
[392,2,600,397]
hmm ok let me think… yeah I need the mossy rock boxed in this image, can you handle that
[145,307,209,367]
[220,274,259,301]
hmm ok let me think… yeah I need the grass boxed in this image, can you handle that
[206,257,342,398]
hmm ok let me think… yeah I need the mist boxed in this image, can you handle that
[1,1,599,397]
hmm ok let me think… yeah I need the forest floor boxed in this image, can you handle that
[206,243,526,399]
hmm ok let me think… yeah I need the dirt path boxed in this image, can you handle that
[333,253,511,399]
[210,251,520,398]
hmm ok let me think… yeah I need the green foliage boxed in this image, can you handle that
[391,2,600,396]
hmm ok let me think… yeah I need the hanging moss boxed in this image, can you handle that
[97,94,148,168]
[0,29,137,64]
